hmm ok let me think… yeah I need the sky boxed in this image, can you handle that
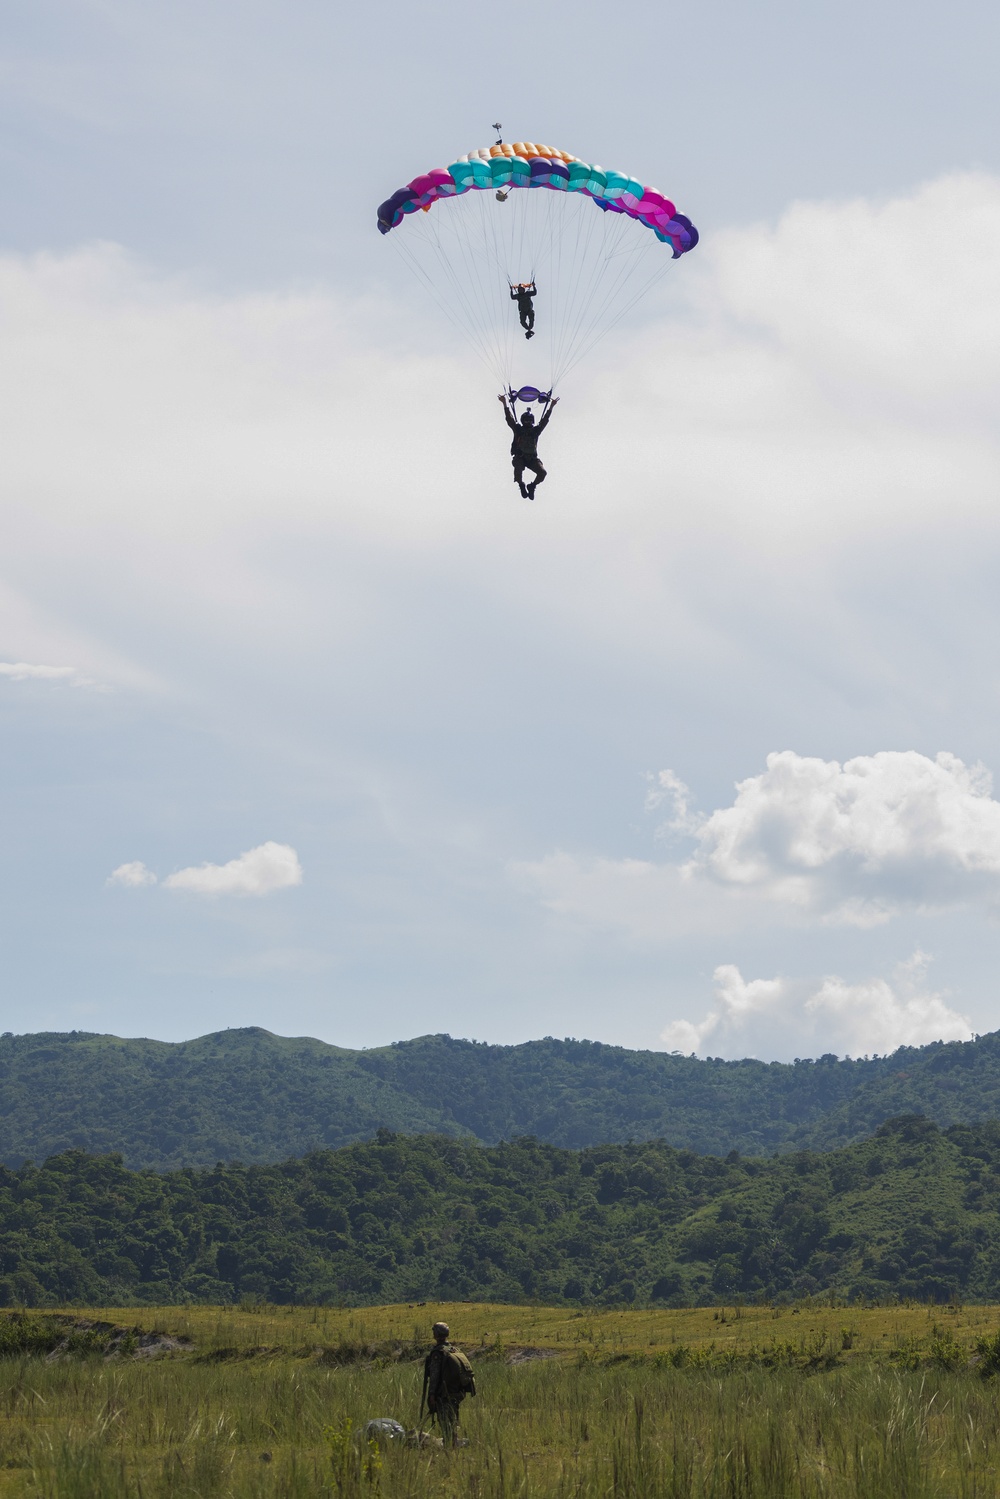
[2,0,1000,1060]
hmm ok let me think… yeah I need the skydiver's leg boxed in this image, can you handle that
[524,458,545,500]
[512,460,528,499]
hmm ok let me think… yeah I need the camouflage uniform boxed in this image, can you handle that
[424,1340,465,1446]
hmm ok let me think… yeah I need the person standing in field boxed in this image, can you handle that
[422,1320,476,1446]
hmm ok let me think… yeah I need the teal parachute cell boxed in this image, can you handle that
[566,161,592,192]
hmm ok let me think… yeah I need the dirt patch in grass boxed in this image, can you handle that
[0,1312,194,1361]
[505,1347,564,1365]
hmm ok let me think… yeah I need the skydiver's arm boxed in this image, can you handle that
[509,286,518,301]
[537,397,558,433]
[498,394,517,430]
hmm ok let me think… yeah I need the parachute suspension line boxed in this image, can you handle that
[559,249,664,383]
[563,211,670,380]
[554,217,647,380]
[546,200,668,388]
[393,216,506,387]
[415,230,501,384]
[453,201,509,384]
[455,203,508,375]
[572,207,634,364]
[549,188,603,385]
[475,188,518,387]
[428,200,511,387]
[386,178,684,401]
[555,192,600,381]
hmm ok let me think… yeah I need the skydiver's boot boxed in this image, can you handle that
[526,481,537,500]
[518,479,528,498]
[525,329,534,339]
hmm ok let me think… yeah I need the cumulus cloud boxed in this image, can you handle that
[107,861,157,888]
[685,750,1000,924]
[107,844,302,896]
[162,842,303,897]
[662,952,973,1060]
[0,662,98,687]
[519,751,1000,940]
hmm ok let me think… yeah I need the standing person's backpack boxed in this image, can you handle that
[439,1344,476,1398]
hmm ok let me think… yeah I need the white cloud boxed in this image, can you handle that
[0,661,98,687]
[707,174,1000,424]
[646,768,700,838]
[107,860,157,888]
[686,750,1000,924]
[662,952,973,1060]
[518,751,1000,940]
[510,850,764,943]
[162,841,303,897]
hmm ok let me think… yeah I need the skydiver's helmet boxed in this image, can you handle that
[520,411,535,426]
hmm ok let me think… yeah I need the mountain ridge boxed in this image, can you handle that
[5,1024,1000,1169]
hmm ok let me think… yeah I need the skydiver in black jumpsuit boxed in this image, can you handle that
[510,281,537,338]
[499,393,559,499]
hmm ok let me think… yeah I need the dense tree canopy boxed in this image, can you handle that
[1,1118,999,1308]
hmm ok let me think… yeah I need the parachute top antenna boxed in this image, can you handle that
[492,122,503,144]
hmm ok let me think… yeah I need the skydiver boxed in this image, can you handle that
[510,281,537,339]
[499,393,559,500]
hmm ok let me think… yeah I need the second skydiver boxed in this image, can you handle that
[510,281,537,339]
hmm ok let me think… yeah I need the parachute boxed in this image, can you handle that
[377,139,698,399]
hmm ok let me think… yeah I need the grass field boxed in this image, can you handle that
[5,1301,1000,1496]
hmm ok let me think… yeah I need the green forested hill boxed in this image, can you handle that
[1,1118,997,1308]
[0,1029,471,1169]
[5,1026,1000,1169]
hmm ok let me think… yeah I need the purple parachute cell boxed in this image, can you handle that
[672,213,699,250]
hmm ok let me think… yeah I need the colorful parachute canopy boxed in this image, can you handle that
[379,137,698,397]
[377,141,698,259]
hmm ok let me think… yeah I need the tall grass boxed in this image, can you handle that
[4,1352,1000,1497]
